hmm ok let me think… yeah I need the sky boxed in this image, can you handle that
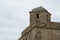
[0,0,60,40]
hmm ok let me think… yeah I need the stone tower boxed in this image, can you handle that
[19,6,60,40]
[29,6,51,28]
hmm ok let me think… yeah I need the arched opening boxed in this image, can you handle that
[36,14,39,19]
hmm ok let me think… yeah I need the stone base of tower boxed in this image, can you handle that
[19,22,60,40]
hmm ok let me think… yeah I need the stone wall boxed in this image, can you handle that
[51,22,60,29]
[34,27,60,40]
[19,25,36,40]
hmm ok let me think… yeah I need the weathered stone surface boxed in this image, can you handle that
[50,22,60,29]
[34,28,42,40]
[18,6,60,40]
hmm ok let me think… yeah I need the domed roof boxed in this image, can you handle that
[32,6,47,12]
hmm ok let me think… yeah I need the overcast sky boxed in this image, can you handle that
[0,0,60,40]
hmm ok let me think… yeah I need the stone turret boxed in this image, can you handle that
[29,6,51,27]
